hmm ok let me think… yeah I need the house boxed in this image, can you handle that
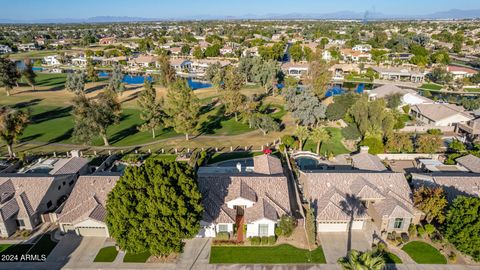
[456,154,480,173]
[446,65,478,80]
[457,118,480,142]
[340,49,372,62]
[322,50,332,62]
[281,62,309,78]
[0,45,12,54]
[0,156,89,237]
[43,55,62,66]
[411,173,480,201]
[351,147,387,171]
[410,103,473,126]
[372,66,425,83]
[352,44,372,52]
[71,56,102,67]
[17,43,37,51]
[170,58,192,73]
[329,63,360,81]
[128,55,158,68]
[388,53,414,61]
[300,171,422,233]
[196,155,292,239]
[99,37,117,45]
[190,59,230,76]
[57,174,120,237]
[368,84,433,106]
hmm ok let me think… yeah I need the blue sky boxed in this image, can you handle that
[2,0,480,19]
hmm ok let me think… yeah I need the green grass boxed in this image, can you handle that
[303,127,349,156]
[123,251,151,263]
[0,244,12,253]
[9,50,60,60]
[33,73,67,89]
[384,252,402,264]
[420,83,442,91]
[94,246,119,262]
[464,88,480,92]
[402,241,447,264]
[210,244,326,264]
[208,151,263,164]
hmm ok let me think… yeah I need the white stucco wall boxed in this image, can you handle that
[246,218,276,237]
[226,198,255,209]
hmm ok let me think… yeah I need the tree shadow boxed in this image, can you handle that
[198,105,227,135]
[12,98,43,109]
[85,84,107,94]
[30,106,72,124]
[339,193,366,252]
[48,128,73,143]
[20,134,43,143]
[108,125,139,145]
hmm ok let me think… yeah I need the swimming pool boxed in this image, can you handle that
[325,83,365,97]
[294,156,332,170]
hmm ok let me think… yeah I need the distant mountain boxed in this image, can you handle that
[1,9,479,24]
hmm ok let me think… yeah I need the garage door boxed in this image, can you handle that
[318,221,364,232]
[77,227,107,237]
[196,226,216,238]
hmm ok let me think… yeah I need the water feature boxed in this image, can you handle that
[187,78,212,90]
[325,83,365,97]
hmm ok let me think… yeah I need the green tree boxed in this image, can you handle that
[274,215,296,237]
[71,89,121,146]
[164,79,200,140]
[192,46,204,59]
[449,139,466,153]
[305,51,331,98]
[158,55,176,87]
[250,113,280,136]
[223,68,245,121]
[86,57,98,82]
[138,80,164,138]
[386,93,402,109]
[338,249,386,270]
[295,126,310,151]
[0,57,20,96]
[22,58,36,90]
[326,93,359,121]
[181,44,191,55]
[289,43,304,62]
[310,127,330,155]
[65,72,86,94]
[106,159,203,256]
[0,106,29,158]
[283,87,326,127]
[360,136,385,154]
[349,96,394,139]
[443,196,480,262]
[386,133,414,153]
[413,186,448,224]
[107,64,125,95]
[252,59,280,94]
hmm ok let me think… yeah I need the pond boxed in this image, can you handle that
[97,72,211,89]
[325,83,365,97]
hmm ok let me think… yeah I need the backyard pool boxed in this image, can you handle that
[325,83,365,97]
[294,156,332,170]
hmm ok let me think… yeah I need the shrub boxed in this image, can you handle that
[401,233,410,243]
[275,215,296,237]
[215,232,230,240]
[281,135,295,148]
[196,150,207,166]
[360,136,384,154]
[427,129,442,135]
[261,236,269,245]
[430,231,444,244]
[402,105,410,114]
[278,144,286,152]
[448,252,457,263]
[417,225,426,237]
[408,223,417,237]
[250,236,261,245]
[305,207,316,245]
[376,241,388,253]
[395,236,403,245]
[424,223,435,236]
[267,236,276,245]
[342,124,361,140]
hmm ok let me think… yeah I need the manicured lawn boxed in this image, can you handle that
[94,246,118,262]
[0,244,33,256]
[123,251,151,263]
[384,252,402,264]
[464,88,480,92]
[33,73,67,89]
[27,234,58,257]
[210,244,326,264]
[208,151,263,164]
[420,83,442,91]
[0,244,12,253]
[304,127,349,156]
[402,241,447,264]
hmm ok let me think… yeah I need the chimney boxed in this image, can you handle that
[360,146,370,154]
[236,162,242,173]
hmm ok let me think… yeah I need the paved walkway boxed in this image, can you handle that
[318,231,371,264]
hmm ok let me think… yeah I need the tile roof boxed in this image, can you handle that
[369,85,414,99]
[456,154,480,173]
[57,175,120,224]
[351,152,387,171]
[49,157,89,175]
[411,103,473,122]
[253,155,284,175]
[302,172,415,222]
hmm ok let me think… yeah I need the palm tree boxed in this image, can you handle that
[294,126,310,151]
[0,107,29,158]
[338,249,386,270]
[310,127,330,155]
[339,194,366,251]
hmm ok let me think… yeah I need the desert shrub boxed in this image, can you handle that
[215,232,230,240]
[267,236,276,245]
[250,236,261,245]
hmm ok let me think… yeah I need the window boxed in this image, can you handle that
[58,185,61,190]
[393,218,403,229]
[16,219,25,227]
[218,224,228,232]
[47,200,53,208]
[258,224,269,236]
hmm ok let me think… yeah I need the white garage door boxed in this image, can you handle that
[77,227,108,237]
[196,226,216,238]
[318,221,364,232]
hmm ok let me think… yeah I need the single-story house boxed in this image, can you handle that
[341,49,372,62]
[351,147,387,171]
[170,58,192,73]
[368,84,433,106]
[197,155,291,239]
[99,37,117,45]
[0,45,12,54]
[457,118,480,142]
[447,65,478,79]
[0,157,89,237]
[300,171,422,234]
[411,173,480,201]
[128,55,158,68]
[43,55,62,66]
[281,62,309,78]
[57,174,120,237]
[456,154,480,173]
[410,103,473,126]
[372,66,425,83]
[352,44,372,52]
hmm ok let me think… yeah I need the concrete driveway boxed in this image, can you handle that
[177,238,212,269]
[318,231,371,264]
